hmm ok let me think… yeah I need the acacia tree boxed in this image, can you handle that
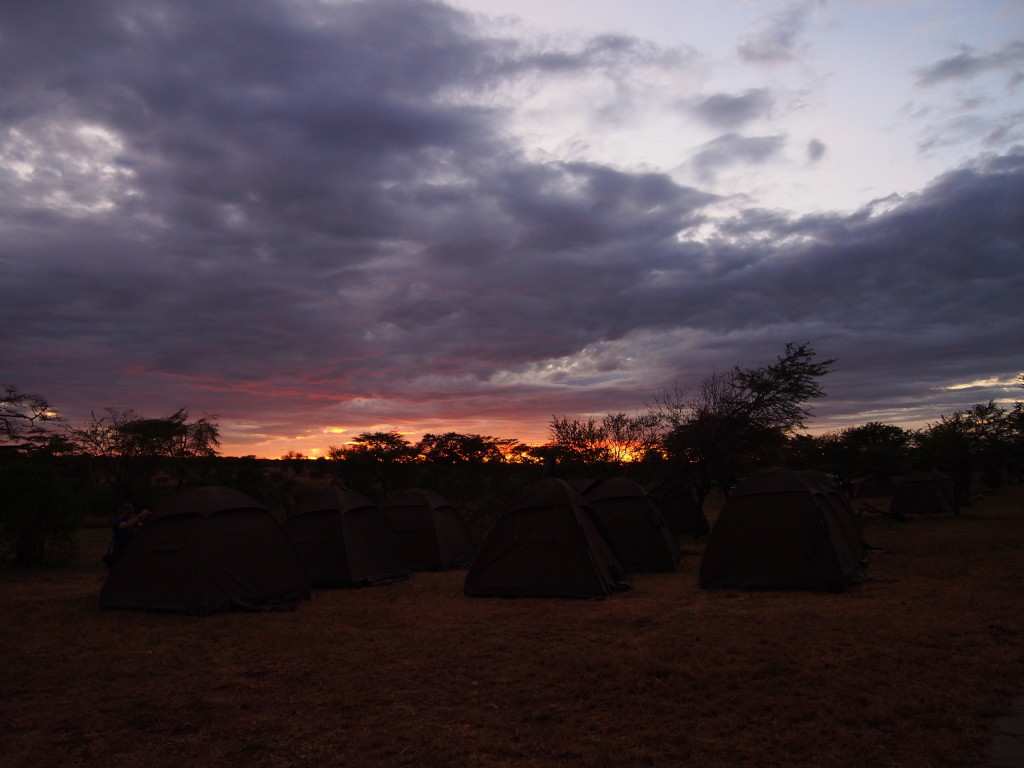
[784,430,845,474]
[836,421,912,478]
[654,343,835,508]
[547,415,609,465]
[67,407,220,497]
[601,412,662,464]
[327,431,419,496]
[915,400,1014,502]
[0,387,80,567]
[416,432,509,464]
[330,431,418,463]
[547,412,661,469]
[1,386,63,451]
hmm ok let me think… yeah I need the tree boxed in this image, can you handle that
[658,369,787,507]
[836,421,912,477]
[915,400,1013,502]
[416,432,508,464]
[784,430,845,474]
[547,412,661,469]
[1,386,63,452]
[729,342,835,432]
[0,387,81,567]
[0,453,81,568]
[654,343,835,508]
[601,412,662,464]
[327,431,420,497]
[67,408,220,496]
[334,431,419,463]
[547,415,609,465]
[500,442,547,464]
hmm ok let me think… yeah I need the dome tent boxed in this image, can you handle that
[100,486,311,615]
[464,478,630,599]
[380,488,476,570]
[285,485,410,587]
[699,468,867,591]
[578,476,683,573]
[645,479,710,537]
[890,471,957,515]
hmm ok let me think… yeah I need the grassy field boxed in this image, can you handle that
[2,485,1022,767]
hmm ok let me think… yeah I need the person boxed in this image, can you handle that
[105,502,150,565]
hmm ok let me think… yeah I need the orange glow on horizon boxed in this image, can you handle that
[218,423,552,461]
[217,432,662,463]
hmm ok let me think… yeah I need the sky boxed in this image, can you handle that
[2,0,1023,458]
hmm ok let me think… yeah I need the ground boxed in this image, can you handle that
[1,486,1022,767]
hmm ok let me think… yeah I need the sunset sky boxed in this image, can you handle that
[2,0,1022,458]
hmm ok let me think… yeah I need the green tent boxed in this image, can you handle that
[700,468,867,591]
[465,478,630,598]
[100,486,311,614]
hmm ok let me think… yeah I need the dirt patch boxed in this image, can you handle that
[2,489,1023,767]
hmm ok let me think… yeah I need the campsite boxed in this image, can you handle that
[2,481,1022,768]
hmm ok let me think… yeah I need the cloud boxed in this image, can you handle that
[736,2,816,64]
[1,0,1021,454]
[915,41,1024,87]
[690,133,787,181]
[690,89,774,129]
[807,138,826,163]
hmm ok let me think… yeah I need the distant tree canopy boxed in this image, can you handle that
[330,431,419,463]
[416,432,511,464]
[67,407,220,496]
[915,399,1024,495]
[328,431,535,466]
[547,412,661,468]
[838,421,914,477]
[777,421,916,482]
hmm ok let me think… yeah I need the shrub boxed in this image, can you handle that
[0,454,83,568]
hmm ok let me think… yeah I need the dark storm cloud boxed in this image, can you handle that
[1,0,1021,453]
[678,151,1024,422]
[0,0,699,407]
[916,41,1024,86]
[690,89,774,129]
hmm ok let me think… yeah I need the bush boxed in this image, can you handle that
[0,454,83,568]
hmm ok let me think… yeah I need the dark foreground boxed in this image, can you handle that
[2,487,1023,767]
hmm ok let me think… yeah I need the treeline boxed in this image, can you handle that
[3,343,1022,568]
[322,344,1023,506]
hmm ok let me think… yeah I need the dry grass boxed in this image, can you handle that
[2,487,1023,768]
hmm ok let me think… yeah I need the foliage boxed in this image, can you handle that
[653,343,835,507]
[729,343,835,431]
[547,412,661,469]
[836,421,912,477]
[783,431,844,473]
[0,386,64,452]
[66,407,220,499]
[914,400,1020,498]
[329,431,418,463]
[416,432,509,464]
[0,453,82,568]
[325,431,420,498]
[547,415,609,465]
[499,442,547,464]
